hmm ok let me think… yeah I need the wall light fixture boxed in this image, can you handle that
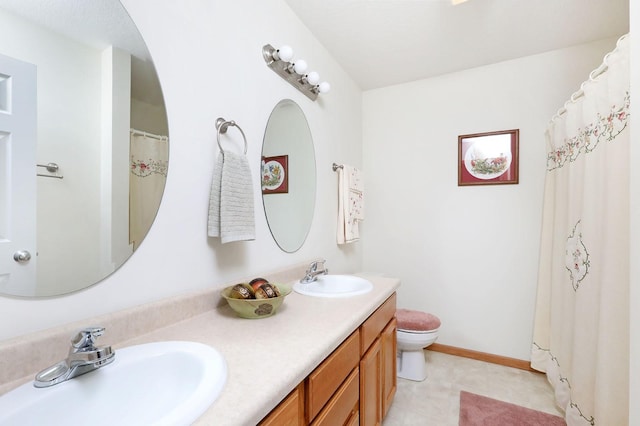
[262,44,331,101]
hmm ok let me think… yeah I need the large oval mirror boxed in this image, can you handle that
[0,0,168,297]
[261,100,315,253]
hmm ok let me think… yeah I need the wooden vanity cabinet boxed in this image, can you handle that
[260,331,360,426]
[259,293,397,426]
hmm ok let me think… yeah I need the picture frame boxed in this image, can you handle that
[261,155,289,194]
[458,129,519,186]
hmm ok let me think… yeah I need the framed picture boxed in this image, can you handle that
[261,155,289,194]
[458,129,519,186]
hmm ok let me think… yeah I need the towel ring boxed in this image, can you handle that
[215,117,248,155]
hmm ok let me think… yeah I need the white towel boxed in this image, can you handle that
[337,165,364,244]
[208,151,255,243]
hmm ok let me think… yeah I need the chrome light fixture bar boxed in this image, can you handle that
[262,44,330,101]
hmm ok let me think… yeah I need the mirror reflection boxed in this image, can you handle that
[0,0,168,297]
[261,99,316,253]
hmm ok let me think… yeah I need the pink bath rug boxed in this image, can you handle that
[459,390,566,426]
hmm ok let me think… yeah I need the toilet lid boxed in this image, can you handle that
[396,309,441,332]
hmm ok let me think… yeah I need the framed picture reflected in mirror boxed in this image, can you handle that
[261,155,289,194]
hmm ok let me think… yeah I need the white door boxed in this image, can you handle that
[0,53,37,295]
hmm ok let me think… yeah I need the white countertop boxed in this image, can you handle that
[0,272,399,426]
[119,275,399,425]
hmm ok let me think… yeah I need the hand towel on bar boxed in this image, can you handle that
[337,164,364,244]
[207,151,255,243]
[207,155,223,237]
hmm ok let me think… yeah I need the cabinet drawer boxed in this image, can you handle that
[360,293,396,354]
[311,367,360,426]
[259,383,304,426]
[306,330,360,421]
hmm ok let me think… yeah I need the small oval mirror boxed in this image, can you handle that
[261,100,316,253]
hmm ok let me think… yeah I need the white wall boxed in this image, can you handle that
[0,0,363,341]
[0,8,104,295]
[100,47,133,274]
[130,98,168,135]
[362,38,618,360]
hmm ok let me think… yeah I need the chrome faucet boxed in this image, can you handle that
[34,326,115,388]
[301,259,328,283]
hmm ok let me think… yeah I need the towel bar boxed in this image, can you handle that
[37,163,59,173]
[332,163,343,171]
[215,117,247,156]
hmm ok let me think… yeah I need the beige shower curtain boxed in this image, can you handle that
[129,131,169,250]
[531,35,630,426]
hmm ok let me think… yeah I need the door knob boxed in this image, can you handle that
[13,250,31,263]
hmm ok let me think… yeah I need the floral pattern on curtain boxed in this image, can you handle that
[547,93,630,171]
[130,132,169,250]
[531,35,630,426]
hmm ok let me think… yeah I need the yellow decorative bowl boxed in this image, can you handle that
[221,283,292,319]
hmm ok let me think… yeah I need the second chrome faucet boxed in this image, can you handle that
[300,259,329,283]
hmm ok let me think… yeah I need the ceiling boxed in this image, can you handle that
[0,0,150,61]
[0,0,162,105]
[2,0,629,93]
[284,0,629,90]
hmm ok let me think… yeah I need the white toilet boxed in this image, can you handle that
[396,309,441,381]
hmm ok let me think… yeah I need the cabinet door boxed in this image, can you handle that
[259,383,305,426]
[360,294,396,355]
[359,337,382,426]
[381,318,397,419]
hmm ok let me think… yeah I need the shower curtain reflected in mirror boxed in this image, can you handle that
[129,130,168,250]
[531,35,630,426]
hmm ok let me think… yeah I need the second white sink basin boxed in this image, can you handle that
[0,341,227,426]
[293,274,373,298]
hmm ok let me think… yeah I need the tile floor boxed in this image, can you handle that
[383,350,564,425]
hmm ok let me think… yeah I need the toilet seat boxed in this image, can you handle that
[397,327,439,334]
[396,309,441,332]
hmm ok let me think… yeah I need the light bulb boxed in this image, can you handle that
[306,71,320,85]
[293,59,308,75]
[318,81,331,94]
[274,45,293,62]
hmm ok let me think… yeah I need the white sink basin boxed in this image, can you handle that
[293,274,373,298]
[0,341,227,426]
